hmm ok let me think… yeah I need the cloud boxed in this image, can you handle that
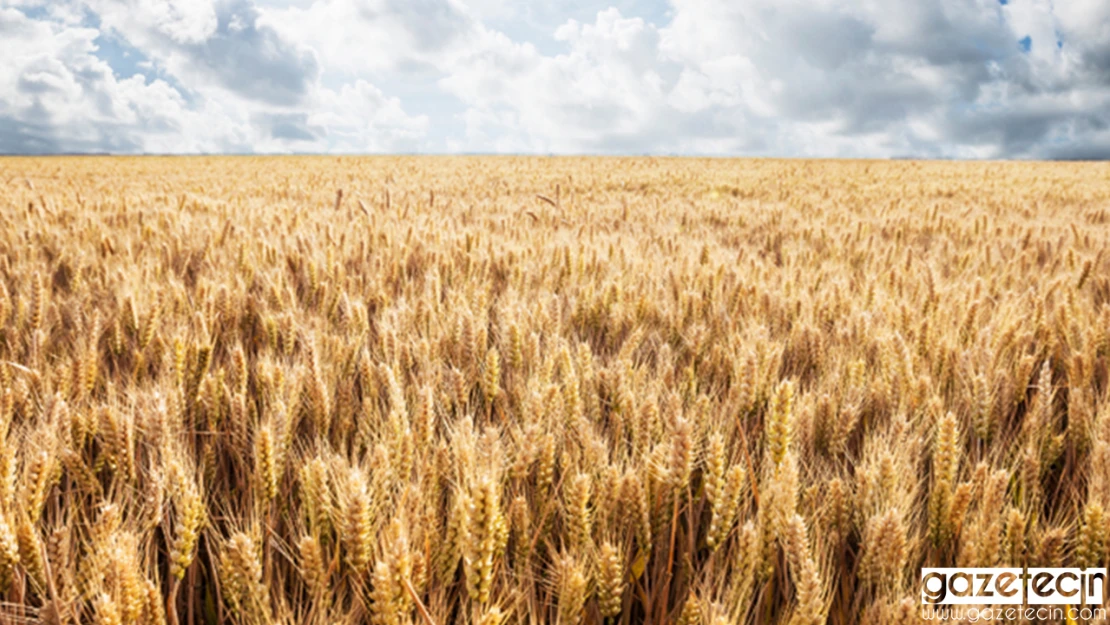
[0,0,1108,157]
[90,0,320,105]
[439,10,707,153]
[0,117,61,154]
[256,111,321,142]
[438,0,1110,158]
[0,7,185,153]
[113,0,218,45]
[0,1,430,153]
[261,0,479,75]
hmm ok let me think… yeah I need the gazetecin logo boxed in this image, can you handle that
[921,568,1108,622]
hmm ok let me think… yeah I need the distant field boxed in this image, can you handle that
[0,156,1109,624]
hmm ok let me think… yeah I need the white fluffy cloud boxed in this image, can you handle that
[0,0,1108,157]
[436,0,1110,157]
[261,0,480,75]
[0,7,189,152]
[0,0,429,152]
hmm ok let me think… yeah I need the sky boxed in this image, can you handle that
[0,0,1108,158]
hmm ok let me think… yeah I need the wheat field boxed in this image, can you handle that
[0,156,1109,624]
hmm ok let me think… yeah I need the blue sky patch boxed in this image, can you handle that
[13,5,51,20]
[1019,35,1032,53]
[91,32,196,106]
[93,34,154,82]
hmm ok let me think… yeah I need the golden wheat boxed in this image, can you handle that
[0,156,1107,624]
